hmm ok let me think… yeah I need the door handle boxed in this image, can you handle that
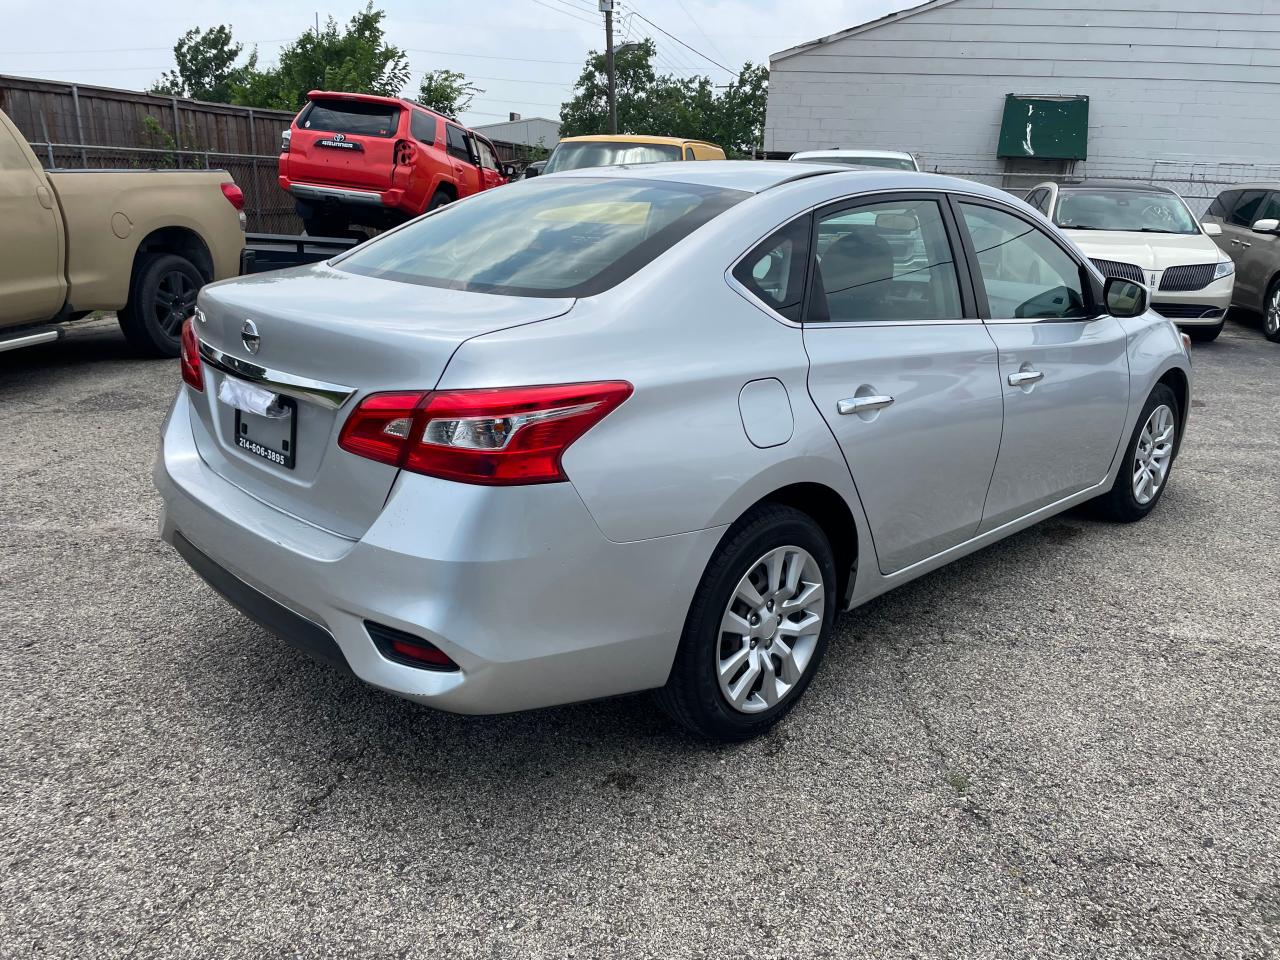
[1008,370,1044,386]
[837,395,894,415]
[1238,241,1252,248]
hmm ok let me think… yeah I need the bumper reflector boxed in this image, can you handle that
[365,621,458,671]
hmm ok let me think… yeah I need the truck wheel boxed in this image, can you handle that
[301,212,349,238]
[117,253,204,358]
[427,190,453,212]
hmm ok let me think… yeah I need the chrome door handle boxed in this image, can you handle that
[1008,370,1044,386]
[1238,241,1252,248]
[838,395,894,415]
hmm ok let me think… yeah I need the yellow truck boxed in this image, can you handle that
[0,107,246,357]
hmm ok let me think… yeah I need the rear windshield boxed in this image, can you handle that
[544,142,682,174]
[300,100,400,138]
[793,155,916,171]
[335,177,747,298]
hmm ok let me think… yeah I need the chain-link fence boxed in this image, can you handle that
[26,141,299,234]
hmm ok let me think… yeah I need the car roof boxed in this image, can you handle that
[791,148,914,161]
[545,160,1017,200]
[306,90,449,120]
[557,135,719,148]
[1213,182,1280,192]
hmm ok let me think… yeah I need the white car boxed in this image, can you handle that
[790,149,919,171]
[1026,181,1235,341]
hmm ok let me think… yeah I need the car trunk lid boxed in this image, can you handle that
[187,263,574,538]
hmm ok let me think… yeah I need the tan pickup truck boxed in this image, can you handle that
[0,107,245,357]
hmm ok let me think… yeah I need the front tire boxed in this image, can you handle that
[427,190,453,212]
[117,253,204,358]
[655,505,837,741]
[1185,320,1224,343]
[1263,279,1280,343]
[1091,383,1180,523]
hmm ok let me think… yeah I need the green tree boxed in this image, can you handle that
[231,3,411,110]
[417,69,482,117]
[150,25,257,103]
[558,41,768,156]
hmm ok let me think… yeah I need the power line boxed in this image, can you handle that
[671,0,729,64]
[627,9,736,74]
[530,0,598,26]
[405,48,582,65]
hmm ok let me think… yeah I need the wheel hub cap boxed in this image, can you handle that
[1132,404,1175,506]
[717,545,825,714]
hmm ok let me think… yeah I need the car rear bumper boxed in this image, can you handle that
[1151,275,1233,326]
[154,389,722,714]
[280,177,404,210]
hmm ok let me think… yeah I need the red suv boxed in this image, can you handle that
[279,91,509,236]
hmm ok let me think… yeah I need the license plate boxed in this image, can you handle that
[235,397,298,469]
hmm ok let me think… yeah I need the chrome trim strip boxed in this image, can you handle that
[197,340,357,410]
[0,329,60,353]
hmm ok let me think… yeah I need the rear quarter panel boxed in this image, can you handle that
[47,170,244,309]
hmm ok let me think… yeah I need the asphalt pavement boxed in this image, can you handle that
[1,314,1277,959]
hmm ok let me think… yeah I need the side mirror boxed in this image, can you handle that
[523,165,541,179]
[1202,222,1223,237]
[500,162,519,179]
[1252,218,1280,234]
[1105,277,1148,319]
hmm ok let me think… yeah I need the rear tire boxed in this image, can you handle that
[300,212,349,238]
[655,504,837,742]
[1263,279,1280,343]
[1185,320,1224,342]
[1091,383,1180,523]
[117,253,204,358]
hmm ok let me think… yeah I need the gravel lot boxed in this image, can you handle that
[1,314,1277,959]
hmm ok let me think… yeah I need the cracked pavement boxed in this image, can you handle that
[1,315,1278,958]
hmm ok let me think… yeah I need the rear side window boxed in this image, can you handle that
[300,100,400,138]
[336,177,747,298]
[410,111,437,145]
[446,124,471,163]
[1229,190,1266,227]
[732,216,812,322]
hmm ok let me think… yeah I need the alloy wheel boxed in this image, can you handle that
[1266,289,1280,337]
[1132,403,1176,505]
[717,545,825,714]
[154,270,198,338]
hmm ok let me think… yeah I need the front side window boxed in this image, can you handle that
[1206,190,1238,220]
[1054,189,1199,235]
[960,203,1089,320]
[732,216,812,322]
[336,177,746,298]
[808,198,962,323]
[544,142,682,174]
[475,139,498,171]
[1229,190,1267,228]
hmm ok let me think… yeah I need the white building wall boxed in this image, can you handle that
[765,0,1280,206]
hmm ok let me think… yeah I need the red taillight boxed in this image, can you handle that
[219,182,244,211]
[180,316,203,392]
[337,382,633,485]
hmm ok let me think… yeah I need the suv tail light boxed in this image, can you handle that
[280,128,292,153]
[338,381,632,485]
[180,316,203,392]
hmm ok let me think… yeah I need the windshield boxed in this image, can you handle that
[1054,190,1199,234]
[794,155,916,171]
[544,142,683,173]
[300,100,400,138]
[336,177,747,298]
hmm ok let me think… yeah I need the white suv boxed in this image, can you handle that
[1026,181,1234,341]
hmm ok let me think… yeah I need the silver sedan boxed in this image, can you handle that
[156,162,1191,741]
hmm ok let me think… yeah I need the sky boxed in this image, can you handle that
[0,0,905,129]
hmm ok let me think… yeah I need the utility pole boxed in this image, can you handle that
[600,0,617,135]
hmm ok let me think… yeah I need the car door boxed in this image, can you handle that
[1222,189,1267,304]
[952,198,1130,532]
[445,123,481,197]
[801,193,1004,574]
[0,114,65,327]
[1229,190,1280,310]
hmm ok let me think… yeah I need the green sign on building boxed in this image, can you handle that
[997,95,1089,161]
